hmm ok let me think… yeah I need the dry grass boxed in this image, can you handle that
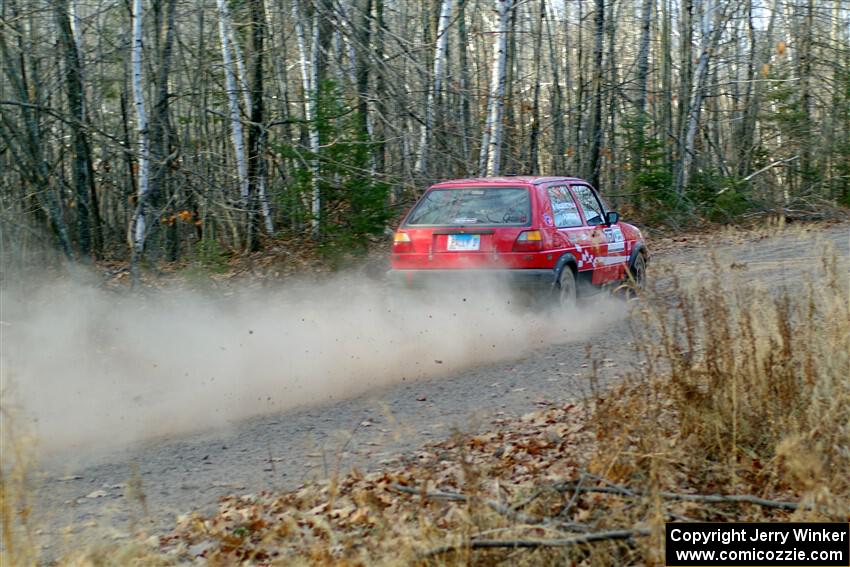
[1,403,40,567]
[586,248,850,563]
[2,243,848,566]
[610,249,849,499]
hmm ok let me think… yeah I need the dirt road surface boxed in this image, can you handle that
[13,222,850,555]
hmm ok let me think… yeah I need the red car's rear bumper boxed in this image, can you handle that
[386,268,556,291]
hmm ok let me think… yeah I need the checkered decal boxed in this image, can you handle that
[575,244,596,269]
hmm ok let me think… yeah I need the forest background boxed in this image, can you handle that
[1,0,848,275]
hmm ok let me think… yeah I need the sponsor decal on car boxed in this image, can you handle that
[604,226,625,253]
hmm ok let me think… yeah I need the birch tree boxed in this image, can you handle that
[675,0,730,196]
[293,0,321,238]
[1,0,849,265]
[414,0,452,176]
[216,0,249,206]
[479,0,513,176]
[129,0,151,281]
[735,0,778,177]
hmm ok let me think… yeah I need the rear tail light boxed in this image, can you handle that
[513,230,543,252]
[393,231,413,253]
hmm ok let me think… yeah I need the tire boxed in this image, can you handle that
[627,253,647,296]
[556,265,577,309]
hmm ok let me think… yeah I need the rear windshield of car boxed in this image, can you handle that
[404,187,531,227]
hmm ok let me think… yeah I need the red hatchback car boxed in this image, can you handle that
[389,176,648,305]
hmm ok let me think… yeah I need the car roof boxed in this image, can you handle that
[429,176,588,188]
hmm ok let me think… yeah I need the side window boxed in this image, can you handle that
[547,185,582,228]
[571,185,605,226]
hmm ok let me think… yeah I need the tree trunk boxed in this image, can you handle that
[797,0,815,188]
[605,0,619,191]
[586,0,604,188]
[129,0,152,283]
[353,0,375,173]
[55,0,102,259]
[247,0,273,251]
[217,0,250,209]
[631,0,653,185]
[675,0,729,196]
[415,0,452,176]
[736,0,777,177]
[675,0,694,170]
[544,0,565,173]
[479,0,512,176]
[527,0,545,175]
[293,0,321,239]
[457,0,473,173]
[573,0,584,172]
[0,10,74,258]
[373,0,387,175]
[660,0,673,166]
[149,0,178,261]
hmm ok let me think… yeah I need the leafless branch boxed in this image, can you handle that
[555,480,803,511]
[390,483,589,531]
[423,528,651,557]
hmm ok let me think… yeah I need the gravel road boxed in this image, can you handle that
[18,222,850,555]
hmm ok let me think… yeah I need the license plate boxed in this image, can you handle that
[447,234,480,251]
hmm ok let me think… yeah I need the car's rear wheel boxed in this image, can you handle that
[556,266,577,308]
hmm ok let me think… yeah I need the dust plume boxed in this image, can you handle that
[0,270,622,459]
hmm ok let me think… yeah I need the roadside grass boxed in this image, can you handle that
[587,249,850,563]
[1,402,40,567]
[2,242,848,565]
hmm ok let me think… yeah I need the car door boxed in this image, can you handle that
[569,183,615,284]
[593,187,630,281]
[548,183,602,283]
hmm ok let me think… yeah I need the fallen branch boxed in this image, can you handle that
[743,155,799,182]
[557,481,802,511]
[390,483,465,502]
[390,483,588,531]
[423,528,651,557]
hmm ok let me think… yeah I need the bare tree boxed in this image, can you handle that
[415,0,452,176]
[293,0,321,239]
[149,0,179,260]
[585,0,605,189]
[129,0,152,282]
[631,0,653,183]
[675,0,730,196]
[247,0,274,249]
[1,0,847,266]
[55,0,102,258]
[217,0,249,206]
[479,0,513,176]
[525,0,545,175]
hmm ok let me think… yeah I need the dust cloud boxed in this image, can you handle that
[0,270,622,459]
